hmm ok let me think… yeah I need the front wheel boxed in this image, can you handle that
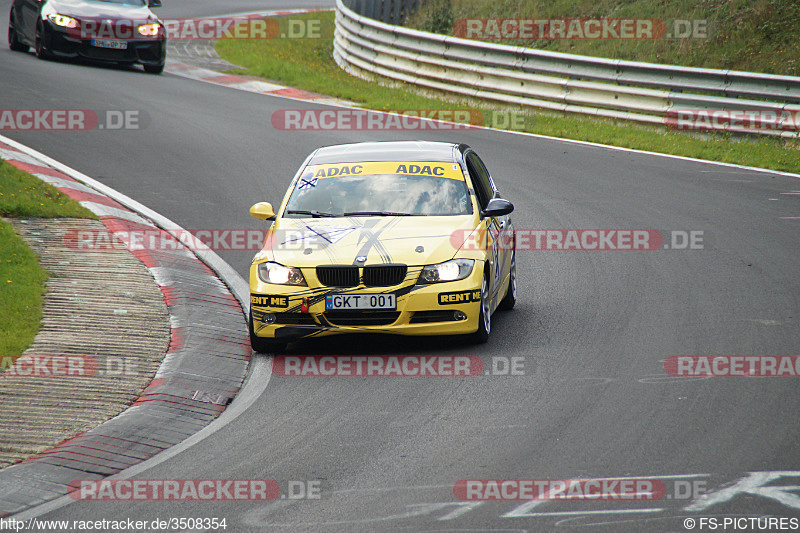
[143,62,164,74]
[470,271,491,344]
[8,11,28,52]
[249,312,287,353]
[35,23,51,59]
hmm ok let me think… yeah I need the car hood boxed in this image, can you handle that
[44,0,155,21]
[264,216,479,268]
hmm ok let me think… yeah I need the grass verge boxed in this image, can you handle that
[216,11,799,174]
[407,0,800,77]
[0,158,96,358]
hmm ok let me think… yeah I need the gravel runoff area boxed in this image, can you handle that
[0,217,170,468]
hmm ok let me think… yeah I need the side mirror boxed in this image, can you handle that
[481,198,514,218]
[148,0,162,7]
[250,202,276,221]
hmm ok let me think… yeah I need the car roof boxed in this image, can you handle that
[307,141,461,165]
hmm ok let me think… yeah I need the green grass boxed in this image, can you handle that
[0,221,49,358]
[0,159,97,218]
[0,159,96,360]
[407,0,800,76]
[216,11,800,174]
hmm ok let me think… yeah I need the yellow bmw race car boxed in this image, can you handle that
[248,141,516,352]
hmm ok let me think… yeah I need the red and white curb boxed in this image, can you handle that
[0,135,252,517]
[166,59,355,107]
[164,8,355,107]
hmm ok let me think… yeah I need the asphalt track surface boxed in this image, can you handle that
[2,1,800,530]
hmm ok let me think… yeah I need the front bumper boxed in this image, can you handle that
[250,263,484,341]
[44,22,165,66]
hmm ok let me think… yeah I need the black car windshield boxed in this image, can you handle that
[283,162,473,217]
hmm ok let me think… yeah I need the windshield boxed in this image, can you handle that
[284,161,473,217]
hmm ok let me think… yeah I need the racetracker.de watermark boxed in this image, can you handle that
[271,109,527,131]
[453,18,710,40]
[454,477,715,501]
[453,229,704,251]
[162,16,324,40]
[272,355,526,377]
[665,109,800,134]
[68,479,301,500]
[664,355,800,377]
[1,355,140,377]
[454,478,667,501]
[0,110,146,131]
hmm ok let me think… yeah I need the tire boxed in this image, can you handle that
[470,270,491,344]
[143,62,164,75]
[35,23,51,59]
[8,11,28,52]
[249,312,287,353]
[498,250,516,311]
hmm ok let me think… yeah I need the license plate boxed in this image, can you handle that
[91,39,127,49]
[326,294,396,310]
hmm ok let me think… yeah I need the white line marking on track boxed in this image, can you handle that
[744,319,787,325]
[506,509,665,517]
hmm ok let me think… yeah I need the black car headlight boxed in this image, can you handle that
[48,13,78,28]
[258,262,307,286]
[137,23,161,36]
[418,259,474,284]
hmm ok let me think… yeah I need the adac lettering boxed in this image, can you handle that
[438,290,481,305]
[395,164,445,176]
[314,165,364,178]
[251,295,290,308]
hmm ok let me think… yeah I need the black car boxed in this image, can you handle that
[8,0,166,74]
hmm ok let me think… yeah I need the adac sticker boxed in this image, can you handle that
[307,161,464,181]
[251,294,290,308]
[438,289,481,305]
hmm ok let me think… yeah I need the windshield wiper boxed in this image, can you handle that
[343,211,414,217]
[285,210,338,218]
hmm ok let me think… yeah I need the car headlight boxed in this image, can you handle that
[48,13,78,28]
[418,259,474,284]
[258,262,307,286]
[137,23,161,36]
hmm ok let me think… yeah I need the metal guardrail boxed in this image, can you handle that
[334,0,800,137]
